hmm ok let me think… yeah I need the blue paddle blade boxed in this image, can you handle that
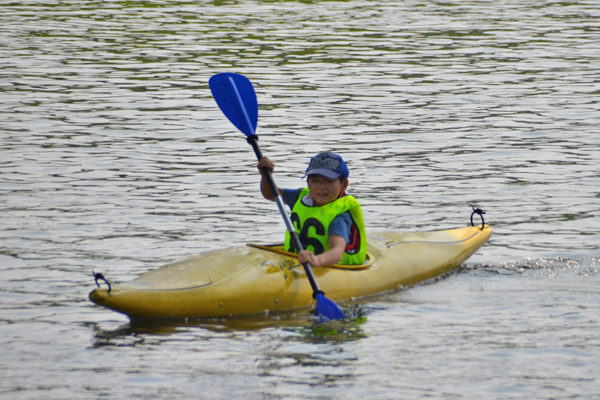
[209,73,258,137]
[315,293,345,321]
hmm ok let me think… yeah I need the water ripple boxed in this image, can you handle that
[1,0,600,398]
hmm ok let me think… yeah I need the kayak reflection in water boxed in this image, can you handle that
[258,152,367,268]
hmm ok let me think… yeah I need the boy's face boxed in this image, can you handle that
[307,174,349,206]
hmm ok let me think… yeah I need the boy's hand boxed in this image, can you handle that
[258,157,282,201]
[297,236,345,268]
[258,157,275,175]
[298,250,321,268]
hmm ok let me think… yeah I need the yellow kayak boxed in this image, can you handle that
[89,225,491,318]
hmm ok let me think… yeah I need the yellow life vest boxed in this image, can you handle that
[284,188,367,265]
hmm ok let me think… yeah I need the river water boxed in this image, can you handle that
[1,0,599,398]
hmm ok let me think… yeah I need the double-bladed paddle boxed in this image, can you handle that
[209,72,344,321]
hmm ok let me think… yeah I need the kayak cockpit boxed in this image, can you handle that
[247,243,374,270]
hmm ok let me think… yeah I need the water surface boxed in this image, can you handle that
[1,0,599,398]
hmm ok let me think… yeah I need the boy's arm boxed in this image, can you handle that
[298,234,346,268]
[258,157,284,201]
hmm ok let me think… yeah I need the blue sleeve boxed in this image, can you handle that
[329,211,352,244]
[282,188,304,209]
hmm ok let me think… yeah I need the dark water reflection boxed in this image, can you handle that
[92,308,369,348]
[1,0,599,398]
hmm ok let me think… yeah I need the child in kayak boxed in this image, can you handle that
[258,152,367,267]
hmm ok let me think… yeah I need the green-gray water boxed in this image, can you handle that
[1,0,599,398]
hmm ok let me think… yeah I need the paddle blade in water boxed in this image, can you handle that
[209,73,258,137]
[315,293,345,321]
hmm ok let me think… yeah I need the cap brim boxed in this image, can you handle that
[304,168,342,180]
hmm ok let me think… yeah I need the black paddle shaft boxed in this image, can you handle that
[246,134,324,298]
